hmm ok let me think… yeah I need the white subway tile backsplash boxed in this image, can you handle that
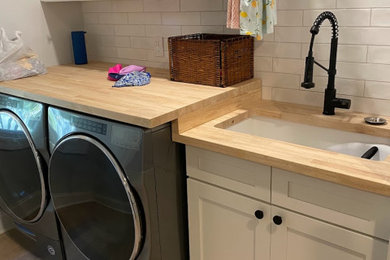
[367,46,390,64]
[112,36,132,47]
[277,11,303,27]
[85,24,115,35]
[275,26,330,44]
[338,62,390,82]
[255,72,301,89]
[117,47,150,60]
[82,1,111,13]
[364,81,390,100]
[275,27,305,43]
[371,9,390,26]
[181,26,224,35]
[337,0,390,8]
[111,1,143,13]
[162,12,201,25]
[82,0,390,115]
[272,88,324,107]
[279,0,336,10]
[180,0,223,11]
[301,44,367,63]
[254,57,273,72]
[92,35,131,47]
[262,33,275,42]
[255,42,301,59]
[306,76,365,96]
[339,27,390,45]
[88,45,118,58]
[335,78,365,96]
[200,12,227,25]
[103,56,169,69]
[128,13,162,25]
[273,58,304,74]
[144,0,179,12]
[115,25,146,36]
[83,13,99,24]
[303,9,371,27]
[348,96,390,116]
[131,37,155,49]
[99,13,128,25]
[145,25,181,37]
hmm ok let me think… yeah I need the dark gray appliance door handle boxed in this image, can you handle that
[0,110,46,223]
[50,135,143,260]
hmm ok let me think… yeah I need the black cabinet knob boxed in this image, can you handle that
[273,215,283,225]
[254,210,264,219]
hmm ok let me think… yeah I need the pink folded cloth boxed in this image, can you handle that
[227,0,240,29]
[119,65,146,75]
[108,64,122,81]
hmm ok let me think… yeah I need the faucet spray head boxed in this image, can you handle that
[301,56,315,89]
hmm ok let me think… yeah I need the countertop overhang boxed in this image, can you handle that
[0,62,260,128]
[173,101,390,197]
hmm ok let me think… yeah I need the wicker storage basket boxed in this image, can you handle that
[168,34,254,87]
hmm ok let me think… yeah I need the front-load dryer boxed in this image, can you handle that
[0,94,64,259]
[47,107,188,260]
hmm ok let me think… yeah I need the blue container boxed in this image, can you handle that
[71,31,88,65]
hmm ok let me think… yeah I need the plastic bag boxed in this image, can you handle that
[0,28,46,81]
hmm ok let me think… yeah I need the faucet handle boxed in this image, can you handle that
[333,98,351,109]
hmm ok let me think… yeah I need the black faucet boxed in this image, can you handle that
[301,11,351,115]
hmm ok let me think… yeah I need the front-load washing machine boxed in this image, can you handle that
[0,94,64,259]
[47,107,188,260]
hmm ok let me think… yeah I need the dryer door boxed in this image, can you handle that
[49,135,143,260]
[0,110,46,223]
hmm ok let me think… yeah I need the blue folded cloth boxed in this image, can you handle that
[113,71,151,88]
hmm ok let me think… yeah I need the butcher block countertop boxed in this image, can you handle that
[0,62,260,128]
[173,101,390,197]
[2,61,390,197]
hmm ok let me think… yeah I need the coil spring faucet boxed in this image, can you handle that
[301,11,351,115]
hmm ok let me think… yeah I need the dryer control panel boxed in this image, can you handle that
[71,117,107,135]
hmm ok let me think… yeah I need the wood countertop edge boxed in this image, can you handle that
[0,71,261,128]
[0,85,153,128]
[173,102,390,197]
[173,124,390,197]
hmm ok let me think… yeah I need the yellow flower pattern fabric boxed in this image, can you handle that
[240,0,277,40]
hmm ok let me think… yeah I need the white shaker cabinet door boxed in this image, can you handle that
[270,206,388,260]
[188,178,271,260]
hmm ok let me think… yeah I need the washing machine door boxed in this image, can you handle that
[0,110,46,223]
[49,135,142,260]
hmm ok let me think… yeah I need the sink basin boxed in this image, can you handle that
[227,116,390,161]
[327,143,390,161]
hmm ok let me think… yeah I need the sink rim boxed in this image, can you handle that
[225,114,390,161]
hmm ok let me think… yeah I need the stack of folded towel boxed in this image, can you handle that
[107,64,151,87]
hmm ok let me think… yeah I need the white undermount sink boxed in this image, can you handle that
[227,116,390,161]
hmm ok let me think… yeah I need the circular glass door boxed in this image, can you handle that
[49,135,142,260]
[0,110,46,223]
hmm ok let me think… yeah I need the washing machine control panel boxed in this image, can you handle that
[0,95,19,108]
[72,117,107,135]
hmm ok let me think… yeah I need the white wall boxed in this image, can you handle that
[82,0,390,116]
[0,0,84,66]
